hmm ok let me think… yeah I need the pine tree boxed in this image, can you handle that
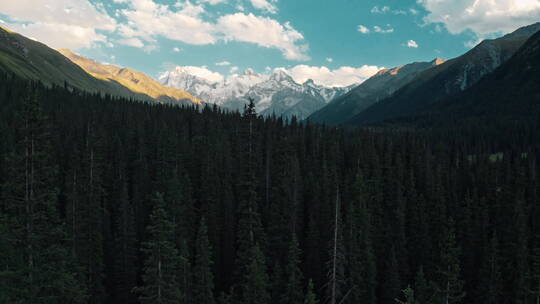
[304,279,319,304]
[136,192,182,304]
[282,233,304,304]
[193,217,216,304]
[435,218,465,304]
[243,244,270,304]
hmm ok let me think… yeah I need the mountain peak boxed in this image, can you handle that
[270,68,293,81]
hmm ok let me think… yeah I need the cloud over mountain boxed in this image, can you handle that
[418,0,540,36]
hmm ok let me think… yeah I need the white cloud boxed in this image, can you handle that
[371,5,407,15]
[198,0,226,5]
[371,6,390,14]
[118,0,216,45]
[326,57,333,63]
[373,25,394,33]
[230,66,239,73]
[0,19,5,24]
[11,23,110,50]
[250,0,278,14]
[0,0,116,49]
[216,61,231,66]
[357,25,370,34]
[285,65,383,87]
[217,13,309,60]
[116,1,308,60]
[418,0,540,36]
[118,37,144,48]
[1,0,307,61]
[173,47,182,52]
[358,25,394,34]
[409,8,419,15]
[406,40,419,48]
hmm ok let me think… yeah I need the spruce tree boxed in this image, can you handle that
[136,192,182,304]
[234,98,266,300]
[193,217,216,304]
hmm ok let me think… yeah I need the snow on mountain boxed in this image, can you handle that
[159,67,355,119]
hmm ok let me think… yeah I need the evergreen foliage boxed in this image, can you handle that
[0,73,538,303]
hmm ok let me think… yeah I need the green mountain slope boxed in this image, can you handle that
[0,26,197,104]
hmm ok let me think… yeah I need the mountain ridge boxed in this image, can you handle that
[348,22,540,125]
[307,58,444,124]
[0,25,198,105]
[160,66,354,119]
[58,49,200,105]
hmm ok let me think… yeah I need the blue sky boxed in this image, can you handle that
[1,0,539,86]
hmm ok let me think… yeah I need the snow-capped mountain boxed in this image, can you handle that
[159,67,355,119]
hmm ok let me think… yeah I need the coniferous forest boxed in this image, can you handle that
[1,72,540,304]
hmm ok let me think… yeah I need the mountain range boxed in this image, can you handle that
[160,66,354,119]
[1,22,540,126]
